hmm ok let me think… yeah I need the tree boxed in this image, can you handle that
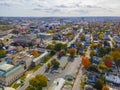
[76,42,82,54]
[26,86,35,90]
[54,43,64,51]
[26,74,47,90]
[80,34,85,41]
[46,44,54,50]
[53,43,67,53]
[110,51,120,70]
[102,55,113,67]
[32,49,39,57]
[95,80,104,90]
[102,86,109,90]
[51,59,60,68]
[99,33,104,40]
[47,63,52,69]
[69,48,76,57]
[98,47,111,57]
[82,56,91,68]
[90,50,96,61]
[0,49,6,57]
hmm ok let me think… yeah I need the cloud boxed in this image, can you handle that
[0,2,10,7]
[0,0,120,16]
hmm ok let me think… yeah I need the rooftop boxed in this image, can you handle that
[0,62,22,77]
[0,62,14,72]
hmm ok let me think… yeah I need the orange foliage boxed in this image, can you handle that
[33,49,39,57]
[69,48,76,56]
[82,56,91,68]
[102,86,109,90]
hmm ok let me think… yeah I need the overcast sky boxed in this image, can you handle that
[0,0,120,17]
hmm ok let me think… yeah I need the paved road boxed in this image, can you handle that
[72,66,82,90]
[68,28,83,47]
[72,47,90,90]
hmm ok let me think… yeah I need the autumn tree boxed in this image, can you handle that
[32,49,39,57]
[102,86,109,90]
[102,55,113,67]
[82,56,91,68]
[110,51,120,70]
[26,74,47,90]
[69,48,76,57]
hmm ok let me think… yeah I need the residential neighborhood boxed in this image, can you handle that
[0,16,120,90]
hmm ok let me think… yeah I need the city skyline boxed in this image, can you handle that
[0,0,120,17]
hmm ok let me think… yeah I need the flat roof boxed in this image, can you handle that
[0,62,22,77]
[0,62,14,72]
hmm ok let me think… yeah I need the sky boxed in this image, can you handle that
[0,0,120,17]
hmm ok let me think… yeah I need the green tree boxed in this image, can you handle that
[76,42,82,54]
[51,59,60,68]
[0,49,6,57]
[46,44,54,50]
[54,43,67,52]
[26,74,47,90]
[90,50,96,61]
[54,43,63,51]
[95,80,104,90]
[47,63,52,69]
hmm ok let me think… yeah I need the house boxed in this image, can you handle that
[105,72,120,84]
[92,56,101,65]
[86,72,100,85]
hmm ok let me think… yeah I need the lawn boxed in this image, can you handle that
[41,55,54,63]
[11,81,21,89]
[32,64,41,72]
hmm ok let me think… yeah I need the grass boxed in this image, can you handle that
[65,81,73,86]
[12,83,20,89]
[20,74,26,81]
[41,55,53,63]
[32,64,41,72]
[11,81,21,89]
